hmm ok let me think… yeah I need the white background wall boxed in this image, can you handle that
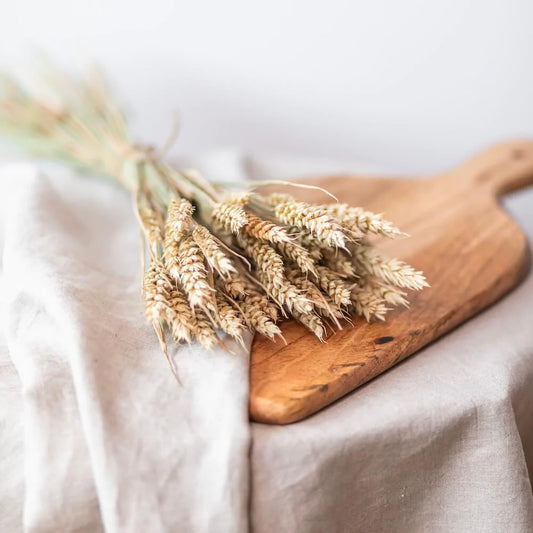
[1,0,533,174]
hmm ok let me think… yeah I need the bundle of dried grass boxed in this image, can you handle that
[0,66,428,357]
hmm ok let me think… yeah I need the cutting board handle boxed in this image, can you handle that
[450,139,533,197]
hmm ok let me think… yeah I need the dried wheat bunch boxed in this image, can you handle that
[0,66,428,360]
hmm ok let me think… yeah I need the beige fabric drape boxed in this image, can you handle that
[1,152,532,532]
[0,163,251,533]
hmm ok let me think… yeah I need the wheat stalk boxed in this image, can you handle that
[272,197,347,248]
[192,225,236,277]
[0,65,428,363]
[353,246,428,291]
[325,204,405,238]
[241,291,282,339]
[175,236,216,310]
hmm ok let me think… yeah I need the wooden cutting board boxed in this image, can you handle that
[250,140,533,424]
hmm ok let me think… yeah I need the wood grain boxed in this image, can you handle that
[249,140,533,424]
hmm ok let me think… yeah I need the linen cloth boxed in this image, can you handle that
[0,159,252,533]
[0,150,532,533]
